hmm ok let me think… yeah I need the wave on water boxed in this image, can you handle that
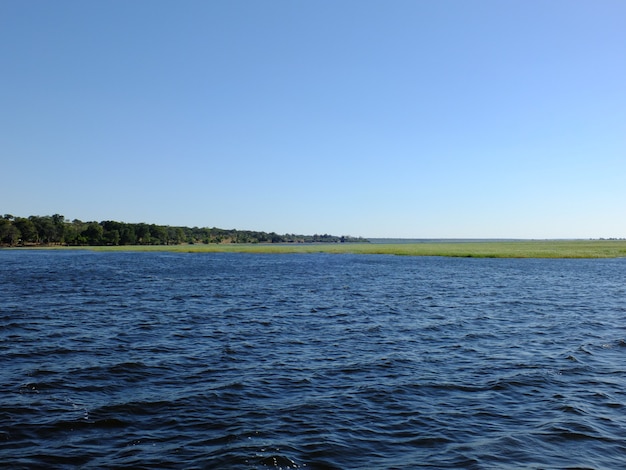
[1,251,626,468]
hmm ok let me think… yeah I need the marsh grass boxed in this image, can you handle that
[60,240,626,258]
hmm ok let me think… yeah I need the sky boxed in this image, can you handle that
[2,1,625,239]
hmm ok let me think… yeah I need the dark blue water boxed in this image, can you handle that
[1,251,625,469]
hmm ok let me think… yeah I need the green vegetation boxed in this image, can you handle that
[54,239,626,258]
[0,214,366,247]
[2,215,625,258]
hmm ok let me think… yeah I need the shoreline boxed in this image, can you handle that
[4,240,626,258]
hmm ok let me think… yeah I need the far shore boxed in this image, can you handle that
[6,239,626,259]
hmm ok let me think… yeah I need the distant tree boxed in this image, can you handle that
[101,220,122,232]
[102,220,123,245]
[82,222,103,245]
[13,218,37,243]
[1,213,368,247]
[136,224,151,244]
[149,225,167,245]
[63,223,81,245]
[0,219,20,245]
[0,219,10,238]
[167,226,185,245]
[29,216,55,243]
[103,229,120,245]
[51,214,66,243]
[6,225,20,245]
[119,226,136,245]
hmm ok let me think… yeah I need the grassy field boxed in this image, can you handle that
[60,239,626,258]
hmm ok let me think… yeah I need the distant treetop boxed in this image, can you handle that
[0,214,368,247]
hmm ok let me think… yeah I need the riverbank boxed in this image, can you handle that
[10,239,626,258]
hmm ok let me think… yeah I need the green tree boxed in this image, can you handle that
[119,226,136,245]
[29,216,55,243]
[136,224,151,244]
[0,219,20,245]
[149,225,168,245]
[82,222,103,245]
[167,226,185,245]
[102,220,123,245]
[13,218,37,243]
[63,223,81,245]
[103,229,120,245]
[51,214,66,243]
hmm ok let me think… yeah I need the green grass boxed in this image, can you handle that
[49,239,626,258]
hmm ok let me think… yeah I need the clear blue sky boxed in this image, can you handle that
[2,1,625,238]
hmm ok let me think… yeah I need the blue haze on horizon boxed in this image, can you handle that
[2,1,625,239]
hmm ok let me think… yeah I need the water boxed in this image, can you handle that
[1,251,625,469]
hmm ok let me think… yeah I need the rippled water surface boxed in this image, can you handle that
[1,250,626,469]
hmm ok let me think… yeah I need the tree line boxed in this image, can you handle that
[0,214,368,247]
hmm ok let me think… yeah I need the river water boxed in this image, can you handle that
[1,250,625,469]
